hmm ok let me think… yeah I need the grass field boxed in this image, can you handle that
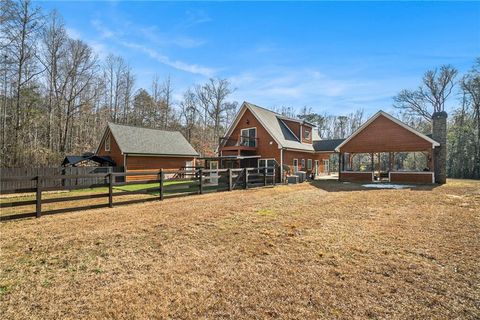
[1,179,479,319]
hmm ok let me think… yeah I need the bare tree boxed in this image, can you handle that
[57,39,98,152]
[203,78,235,143]
[2,0,44,163]
[39,9,66,149]
[460,58,480,177]
[394,65,458,121]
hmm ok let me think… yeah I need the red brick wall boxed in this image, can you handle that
[339,171,373,182]
[340,115,432,153]
[389,172,434,184]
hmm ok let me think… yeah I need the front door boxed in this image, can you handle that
[293,159,298,173]
[209,161,219,184]
[323,159,329,174]
[314,160,319,176]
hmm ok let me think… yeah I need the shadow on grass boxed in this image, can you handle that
[308,179,439,192]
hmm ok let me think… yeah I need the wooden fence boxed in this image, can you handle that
[0,167,276,221]
[0,166,125,192]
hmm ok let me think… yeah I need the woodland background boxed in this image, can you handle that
[1,0,479,179]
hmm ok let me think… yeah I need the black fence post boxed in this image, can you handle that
[108,173,113,208]
[36,176,42,218]
[228,169,233,191]
[244,168,248,189]
[159,169,164,200]
[199,168,203,194]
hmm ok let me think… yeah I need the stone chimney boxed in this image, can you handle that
[432,111,447,184]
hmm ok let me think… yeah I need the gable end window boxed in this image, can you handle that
[105,134,111,152]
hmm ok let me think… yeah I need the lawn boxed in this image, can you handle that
[0,179,479,319]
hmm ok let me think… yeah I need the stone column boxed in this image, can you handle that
[432,111,447,184]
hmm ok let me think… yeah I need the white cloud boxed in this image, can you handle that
[89,19,214,76]
[120,41,215,77]
[65,27,82,39]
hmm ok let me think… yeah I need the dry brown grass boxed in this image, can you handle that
[1,179,479,319]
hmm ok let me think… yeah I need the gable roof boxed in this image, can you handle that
[62,155,115,167]
[99,123,199,156]
[224,102,316,151]
[334,110,440,152]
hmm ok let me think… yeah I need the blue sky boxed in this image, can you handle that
[38,1,480,115]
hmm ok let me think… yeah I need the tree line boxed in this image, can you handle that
[1,0,478,179]
[0,0,238,167]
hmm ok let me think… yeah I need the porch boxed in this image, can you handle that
[338,151,435,184]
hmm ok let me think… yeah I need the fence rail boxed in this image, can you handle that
[0,166,124,192]
[0,167,276,221]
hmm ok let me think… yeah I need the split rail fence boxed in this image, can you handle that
[0,167,276,221]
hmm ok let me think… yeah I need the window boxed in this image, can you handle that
[105,134,111,151]
[293,159,298,173]
[307,159,312,170]
[259,158,275,174]
[304,129,311,140]
[301,159,305,169]
[240,127,256,147]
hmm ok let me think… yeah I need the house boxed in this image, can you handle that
[215,102,335,179]
[96,123,199,178]
[335,110,441,184]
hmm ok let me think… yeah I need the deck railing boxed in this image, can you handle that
[219,135,258,148]
[0,167,276,221]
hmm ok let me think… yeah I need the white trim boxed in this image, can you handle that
[96,125,112,154]
[307,158,312,170]
[104,133,111,151]
[126,153,197,158]
[283,147,316,153]
[280,149,283,180]
[279,119,300,141]
[300,124,303,141]
[335,111,440,152]
[240,127,257,147]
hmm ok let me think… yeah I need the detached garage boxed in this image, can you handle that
[96,123,199,179]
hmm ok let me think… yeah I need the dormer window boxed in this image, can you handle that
[304,129,311,140]
[105,133,111,151]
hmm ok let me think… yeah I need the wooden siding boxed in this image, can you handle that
[339,171,373,182]
[126,155,195,181]
[97,129,125,167]
[340,115,433,153]
[389,172,434,184]
[219,108,280,159]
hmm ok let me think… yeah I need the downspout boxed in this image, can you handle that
[280,148,283,183]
